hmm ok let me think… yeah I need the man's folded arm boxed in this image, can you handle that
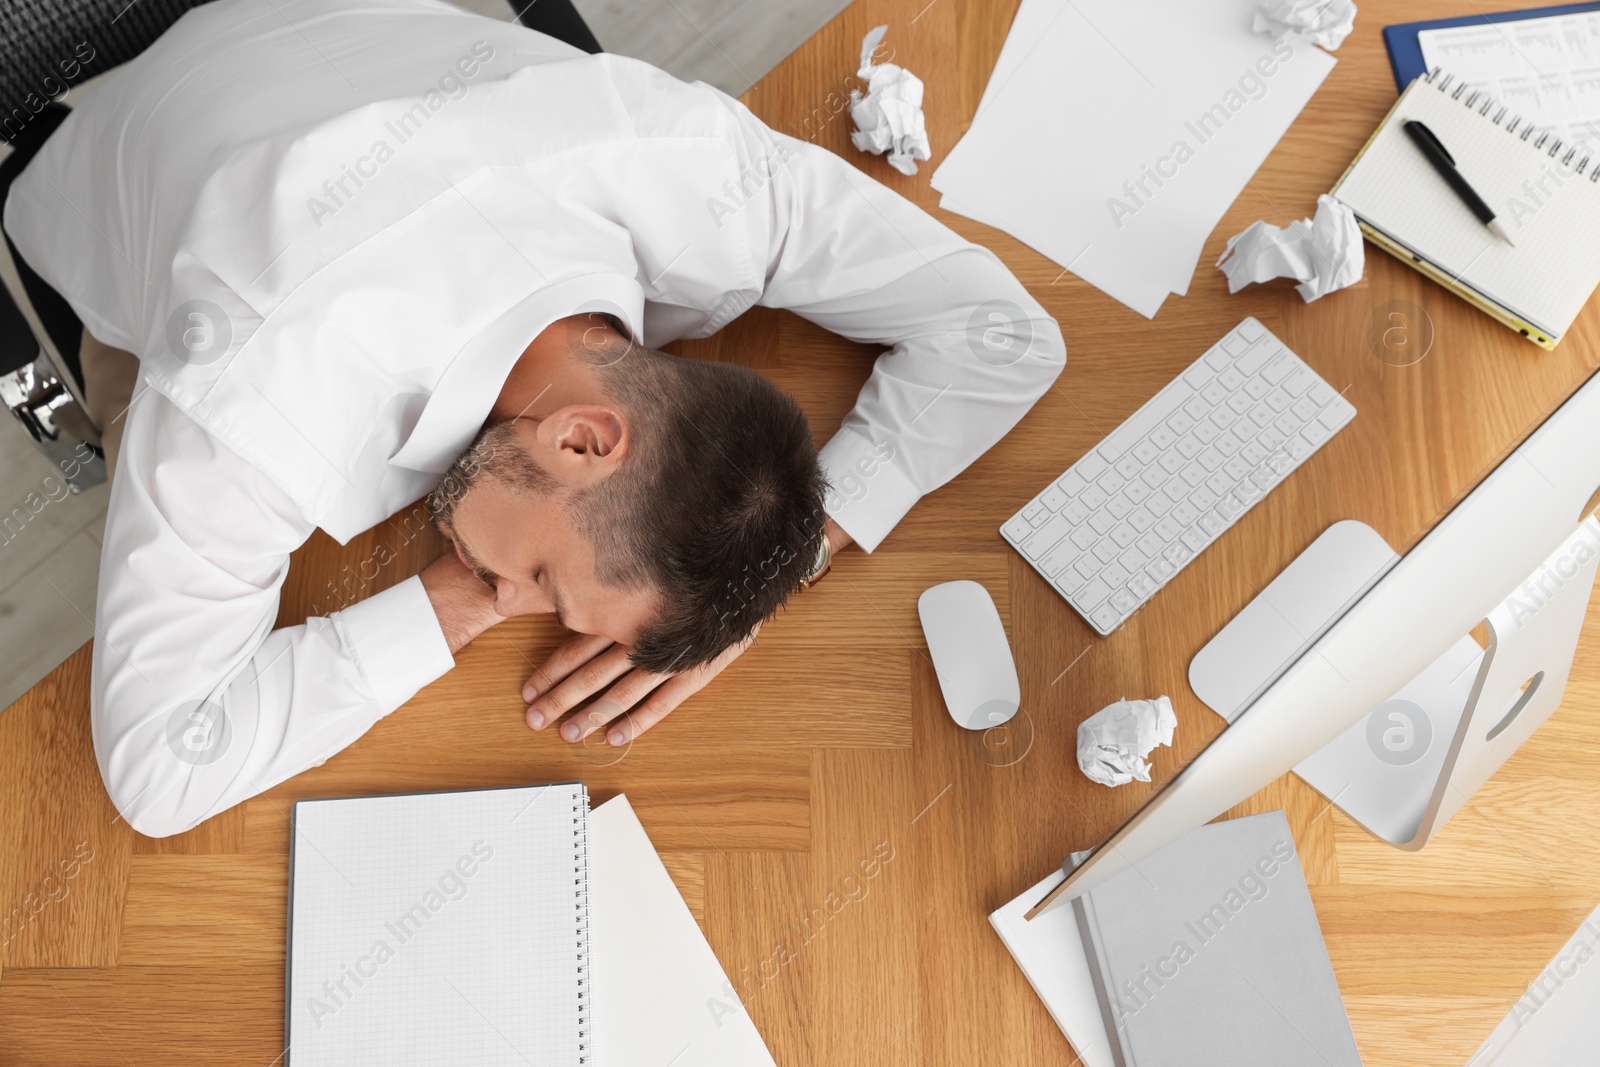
[729,107,1067,552]
[92,389,455,838]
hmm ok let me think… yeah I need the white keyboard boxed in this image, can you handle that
[1001,317,1356,636]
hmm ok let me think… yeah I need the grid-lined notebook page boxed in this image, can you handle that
[1335,72,1600,337]
[287,784,590,1066]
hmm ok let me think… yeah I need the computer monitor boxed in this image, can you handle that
[1028,365,1600,919]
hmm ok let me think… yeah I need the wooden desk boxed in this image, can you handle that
[3,2,1598,1063]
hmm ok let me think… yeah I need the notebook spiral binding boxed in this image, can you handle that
[1425,67,1600,182]
[574,786,591,1064]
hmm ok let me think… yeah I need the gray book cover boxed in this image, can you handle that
[1071,810,1362,1067]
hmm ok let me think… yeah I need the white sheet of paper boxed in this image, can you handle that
[932,0,1336,317]
[590,794,777,1067]
[1466,902,1600,1066]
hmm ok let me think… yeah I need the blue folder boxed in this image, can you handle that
[1383,2,1600,91]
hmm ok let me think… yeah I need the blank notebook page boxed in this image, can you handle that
[287,783,589,1066]
[1335,73,1600,336]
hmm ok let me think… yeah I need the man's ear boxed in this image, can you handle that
[536,405,627,484]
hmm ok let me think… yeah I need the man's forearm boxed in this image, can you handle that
[420,553,505,654]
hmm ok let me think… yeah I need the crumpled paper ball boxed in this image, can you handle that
[1253,0,1358,51]
[1216,194,1364,303]
[848,25,931,176]
[1077,696,1178,787]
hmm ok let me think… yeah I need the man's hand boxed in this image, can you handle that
[523,625,759,747]
[419,551,504,655]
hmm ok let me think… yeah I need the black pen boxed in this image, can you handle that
[1402,119,1515,246]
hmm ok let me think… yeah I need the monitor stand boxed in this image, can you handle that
[1189,520,1400,725]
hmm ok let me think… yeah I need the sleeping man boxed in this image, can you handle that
[3,0,1063,837]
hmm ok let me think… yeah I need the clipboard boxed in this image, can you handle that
[1382,2,1600,91]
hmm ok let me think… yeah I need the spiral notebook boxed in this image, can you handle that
[1332,68,1600,349]
[285,783,591,1066]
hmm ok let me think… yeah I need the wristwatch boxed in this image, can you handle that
[800,534,833,590]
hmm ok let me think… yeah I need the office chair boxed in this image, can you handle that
[0,0,602,488]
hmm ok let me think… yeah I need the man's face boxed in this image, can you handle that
[433,420,660,647]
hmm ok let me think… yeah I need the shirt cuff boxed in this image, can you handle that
[333,574,456,709]
[819,428,922,554]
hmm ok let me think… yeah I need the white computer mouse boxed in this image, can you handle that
[917,580,1021,731]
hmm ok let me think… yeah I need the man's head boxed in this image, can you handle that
[427,326,827,674]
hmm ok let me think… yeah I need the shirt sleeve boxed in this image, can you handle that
[723,100,1067,552]
[92,386,456,838]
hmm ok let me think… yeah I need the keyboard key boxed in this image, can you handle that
[1244,378,1268,400]
[1081,485,1108,509]
[1183,396,1209,421]
[1110,588,1138,613]
[1302,422,1330,446]
[1114,455,1142,480]
[1181,528,1208,552]
[1145,492,1172,516]
[1136,532,1163,558]
[1204,343,1234,368]
[1002,516,1033,542]
[1176,435,1203,458]
[1121,545,1149,571]
[1260,352,1294,384]
[1142,466,1169,490]
[1040,486,1068,511]
[1077,454,1108,480]
[1149,425,1177,450]
[1199,510,1223,536]
[1074,557,1101,580]
[1093,539,1119,563]
[1078,577,1112,607]
[1211,405,1239,429]
[1058,471,1088,496]
[1227,392,1253,415]
[1167,411,1196,435]
[1198,446,1225,472]
[1106,496,1133,520]
[1219,367,1244,390]
[1180,464,1206,489]
[1240,440,1268,465]
[1128,571,1157,599]
[1320,407,1348,431]
[1183,362,1215,387]
[1023,501,1046,523]
[1215,429,1244,455]
[1103,561,1130,587]
[1216,493,1245,520]
[1155,515,1184,541]
[1090,603,1120,631]
[1055,570,1085,595]
[1223,455,1251,482]
[1275,412,1303,437]
[1236,318,1264,343]
[1071,525,1098,551]
[1159,451,1185,474]
[1132,440,1161,465]
[1236,342,1273,375]
[1171,501,1199,526]
[1193,420,1219,444]
[1124,481,1151,505]
[1110,523,1137,549]
[1063,499,1090,525]
[1023,515,1071,558]
[1038,541,1079,577]
[1248,405,1275,428]
[1258,427,1285,451]
[1311,383,1335,405]
[1148,556,1175,581]
[1099,470,1127,494]
[1090,511,1115,535]
[1189,486,1218,511]
[1201,382,1229,406]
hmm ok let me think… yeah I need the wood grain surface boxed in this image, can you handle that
[3,1,1599,1064]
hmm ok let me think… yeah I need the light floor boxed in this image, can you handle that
[0,0,849,712]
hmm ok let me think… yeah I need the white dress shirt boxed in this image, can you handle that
[3,0,1064,837]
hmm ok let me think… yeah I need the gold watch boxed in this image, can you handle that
[800,534,833,590]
